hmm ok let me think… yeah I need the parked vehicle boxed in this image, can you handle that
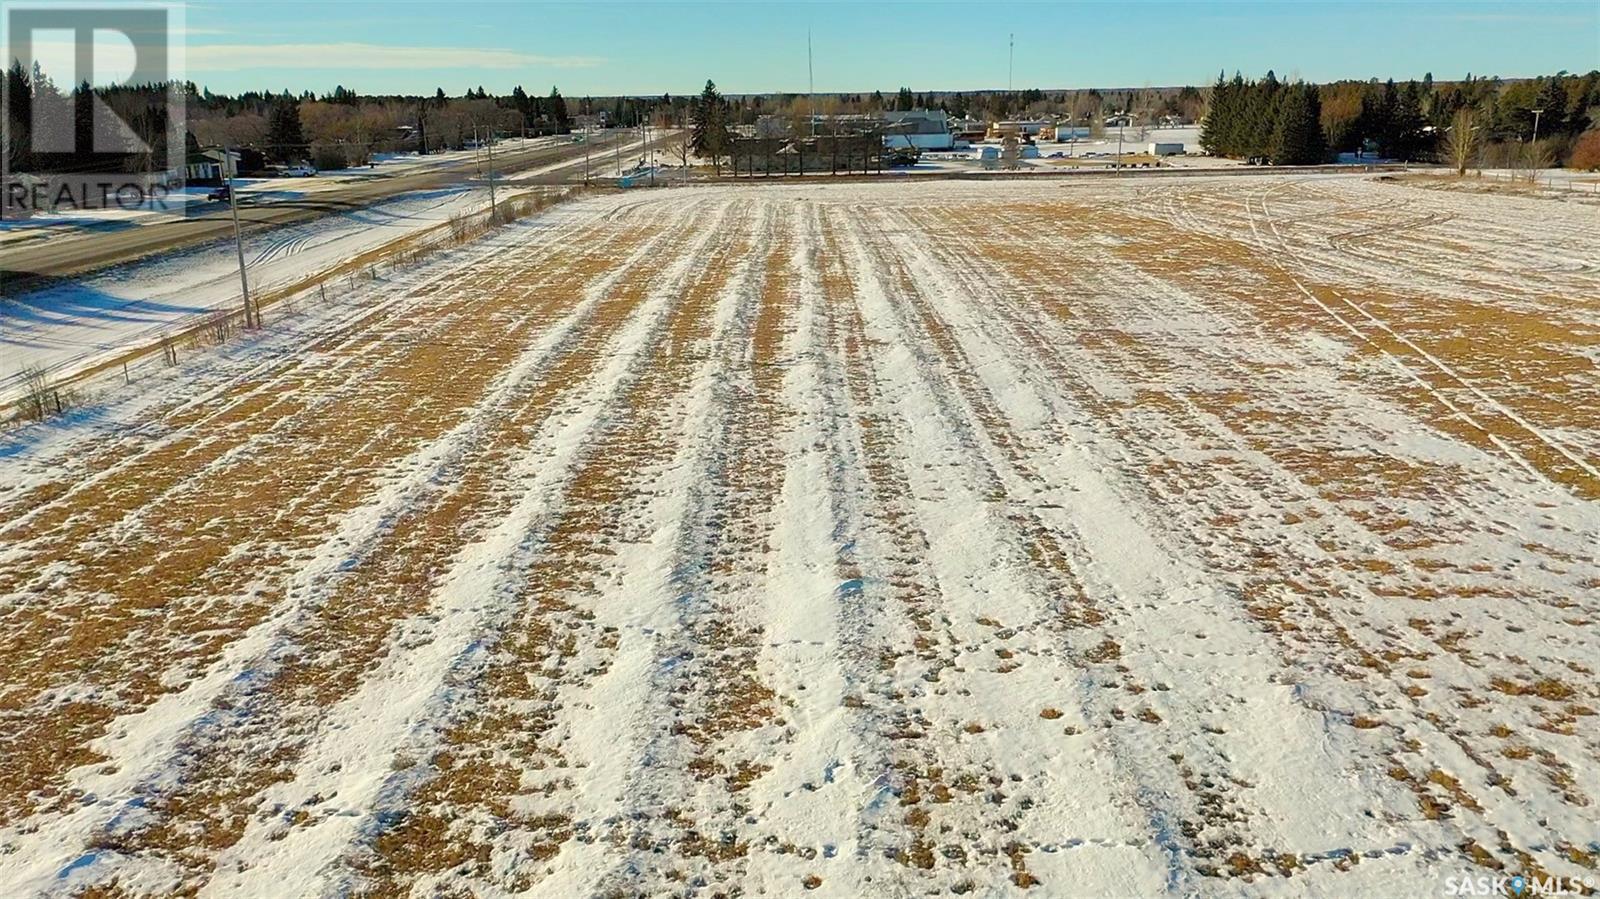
[207,185,233,202]
[282,165,318,177]
[882,146,922,167]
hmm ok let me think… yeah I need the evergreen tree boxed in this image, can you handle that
[549,86,570,134]
[691,79,731,175]
[511,85,532,127]
[1198,71,1326,162]
[1389,81,1427,159]
[266,96,307,163]
[1354,82,1386,156]
[1377,79,1400,153]
[5,60,32,170]
[1531,76,1569,136]
[1270,83,1327,165]
[1199,73,1229,155]
[1222,73,1248,155]
[1244,71,1282,158]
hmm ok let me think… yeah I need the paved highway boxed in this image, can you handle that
[0,129,638,293]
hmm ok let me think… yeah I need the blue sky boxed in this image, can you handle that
[176,0,1598,96]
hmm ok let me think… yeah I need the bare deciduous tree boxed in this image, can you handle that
[1440,107,1481,177]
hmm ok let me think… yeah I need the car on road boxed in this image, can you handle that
[207,185,233,202]
[282,165,318,177]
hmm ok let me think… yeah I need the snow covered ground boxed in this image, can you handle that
[0,184,504,403]
[0,132,654,407]
[0,175,1596,897]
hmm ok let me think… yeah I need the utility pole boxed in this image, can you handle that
[1530,107,1545,174]
[225,147,254,329]
[584,123,591,185]
[485,124,497,216]
[1117,115,1124,174]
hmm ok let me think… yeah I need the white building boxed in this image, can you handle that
[184,148,240,184]
[882,110,954,150]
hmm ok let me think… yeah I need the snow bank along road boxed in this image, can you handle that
[0,184,563,407]
[0,175,1596,897]
[0,129,638,285]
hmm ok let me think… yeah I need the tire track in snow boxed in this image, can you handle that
[1243,184,1597,496]
[732,199,889,895]
[42,212,677,894]
[890,199,1437,882]
[0,218,628,840]
[307,200,755,898]
[0,205,603,544]
[763,202,1110,892]
[3,178,1594,897]
[908,194,1596,884]
[576,195,793,889]
[848,204,1268,892]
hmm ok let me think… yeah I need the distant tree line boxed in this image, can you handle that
[2,62,668,174]
[1200,72,1326,164]
[8,60,1598,176]
[1200,68,1600,167]
[3,60,178,175]
[1320,72,1600,157]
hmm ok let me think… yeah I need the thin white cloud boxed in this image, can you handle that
[1441,12,1594,25]
[186,42,604,72]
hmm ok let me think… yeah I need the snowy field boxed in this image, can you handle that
[0,133,653,407]
[0,184,506,403]
[0,175,1597,897]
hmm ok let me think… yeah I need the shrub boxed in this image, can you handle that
[311,143,349,171]
[19,365,52,421]
[1570,130,1600,172]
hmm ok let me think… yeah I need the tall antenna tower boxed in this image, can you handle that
[1008,33,1014,93]
[808,28,816,136]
